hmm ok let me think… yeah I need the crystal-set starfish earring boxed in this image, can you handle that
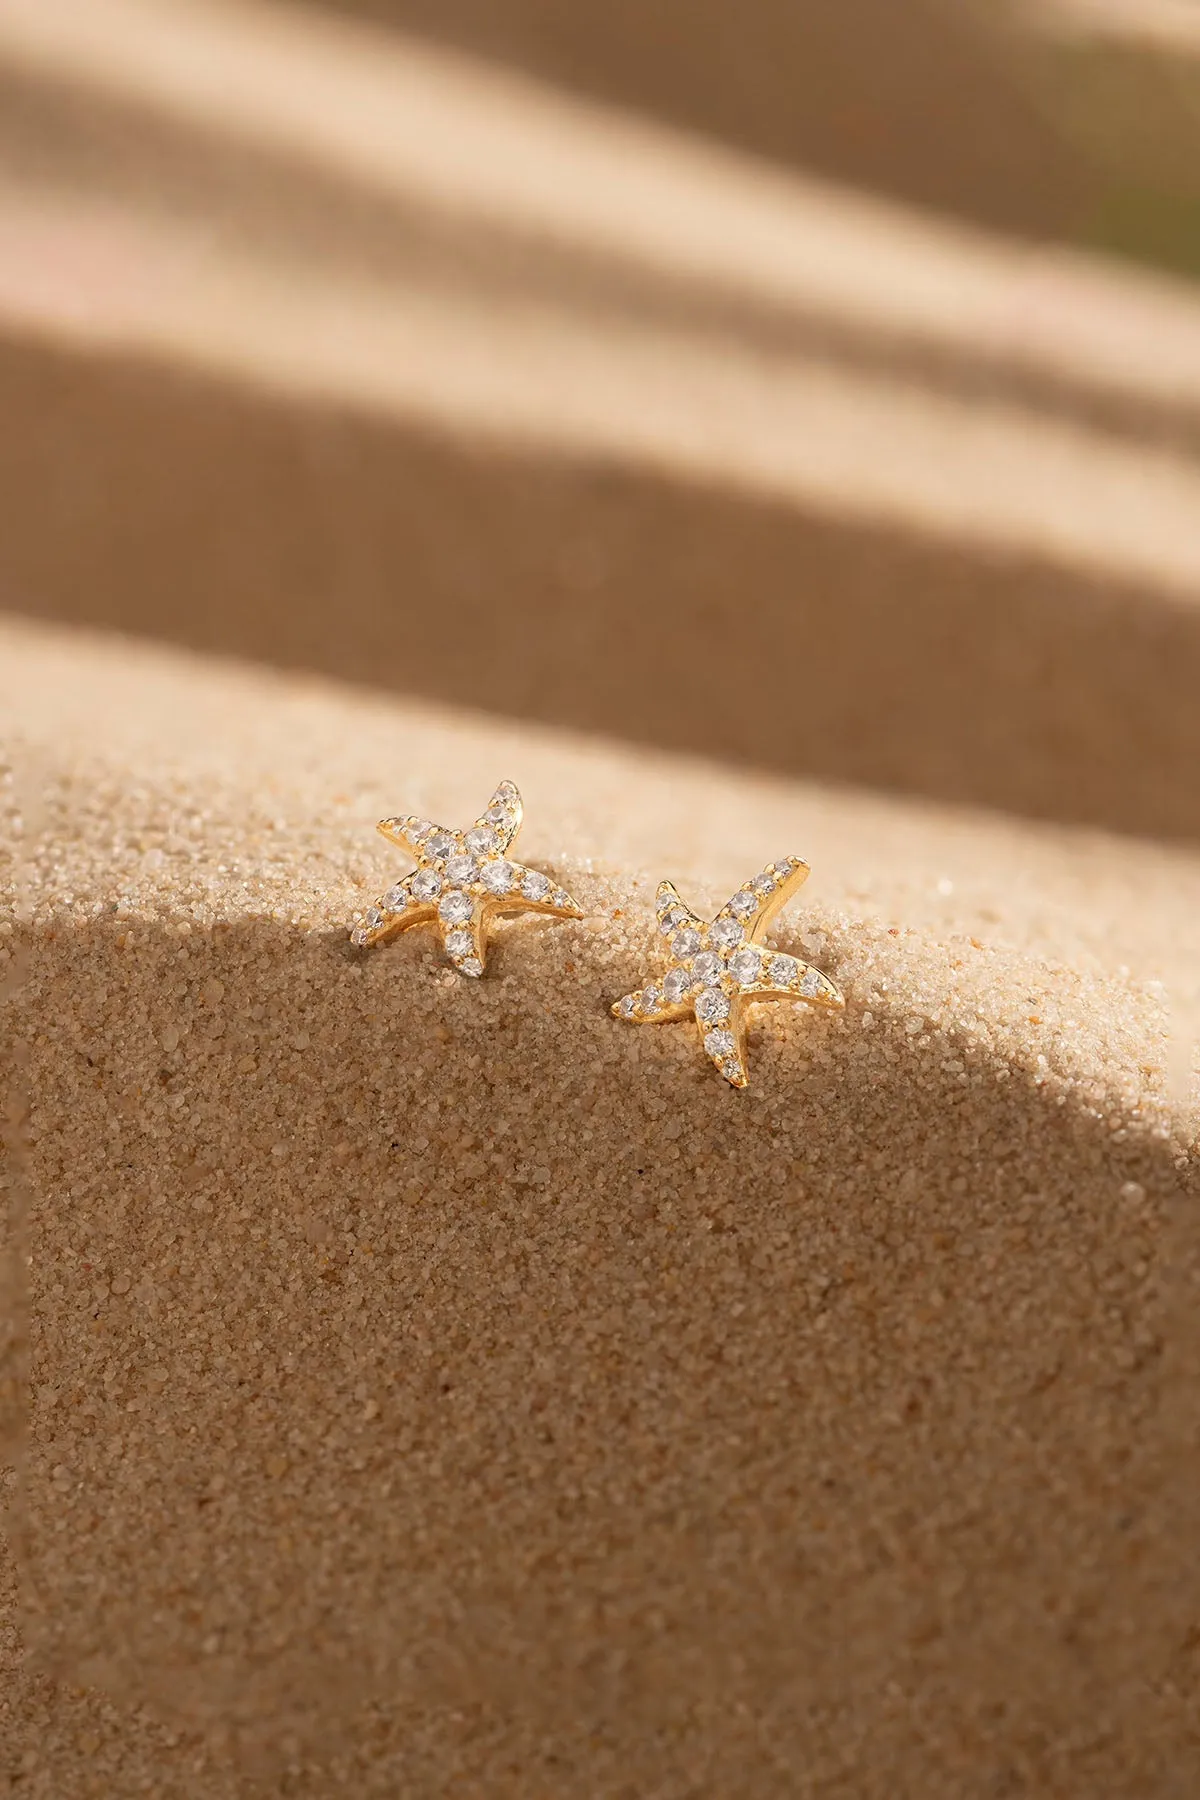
[612,858,844,1088]
[350,781,583,977]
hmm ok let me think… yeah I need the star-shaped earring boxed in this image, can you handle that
[612,858,844,1087]
[351,780,583,976]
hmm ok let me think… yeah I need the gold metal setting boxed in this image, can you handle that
[351,780,583,977]
[613,859,844,1088]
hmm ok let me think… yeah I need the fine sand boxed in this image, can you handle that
[2,618,1198,1795]
[3,3,1200,1790]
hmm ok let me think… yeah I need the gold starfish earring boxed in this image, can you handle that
[612,858,843,1088]
[351,780,583,977]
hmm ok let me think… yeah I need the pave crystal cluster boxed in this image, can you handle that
[350,781,582,977]
[613,857,843,1088]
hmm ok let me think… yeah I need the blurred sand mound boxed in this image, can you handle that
[274,0,1200,277]
[3,0,1200,839]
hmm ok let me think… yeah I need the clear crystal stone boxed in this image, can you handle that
[729,947,762,985]
[438,890,473,925]
[427,831,456,860]
[662,967,690,1003]
[486,804,513,827]
[711,917,743,949]
[672,926,702,959]
[481,859,516,894]
[722,1058,742,1081]
[407,818,433,839]
[411,868,442,900]
[459,957,483,978]
[800,967,822,998]
[768,953,799,986]
[350,927,367,946]
[641,985,661,1012]
[753,873,776,895]
[704,1028,736,1059]
[659,907,685,937]
[466,825,496,854]
[445,853,478,885]
[696,989,730,1024]
[692,949,724,985]
[619,994,636,1017]
[445,929,474,958]
[729,889,758,918]
[383,884,408,910]
[522,870,551,901]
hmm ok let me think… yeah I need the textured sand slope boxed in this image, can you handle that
[4,1,1200,844]
[2,620,1197,1795]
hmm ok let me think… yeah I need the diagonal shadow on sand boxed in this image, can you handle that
[5,335,1200,851]
[5,2,1200,852]
[8,914,1199,1793]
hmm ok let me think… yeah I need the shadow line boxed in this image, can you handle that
[10,911,1198,1790]
[3,331,1200,847]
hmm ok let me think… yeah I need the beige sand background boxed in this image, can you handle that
[6,0,1200,843]
[2,1,1200,1794]
[2,617,1198,1796]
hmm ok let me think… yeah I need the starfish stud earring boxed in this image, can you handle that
[613,858,844,1088]
[351,780,583,977]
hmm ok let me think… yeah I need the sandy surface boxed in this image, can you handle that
[254,0,1087,242]
[5,0,1200,846]
[2,618,1197,1795]
[3,7,1200,1789]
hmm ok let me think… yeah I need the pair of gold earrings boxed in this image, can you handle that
[350,781,843,1090]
